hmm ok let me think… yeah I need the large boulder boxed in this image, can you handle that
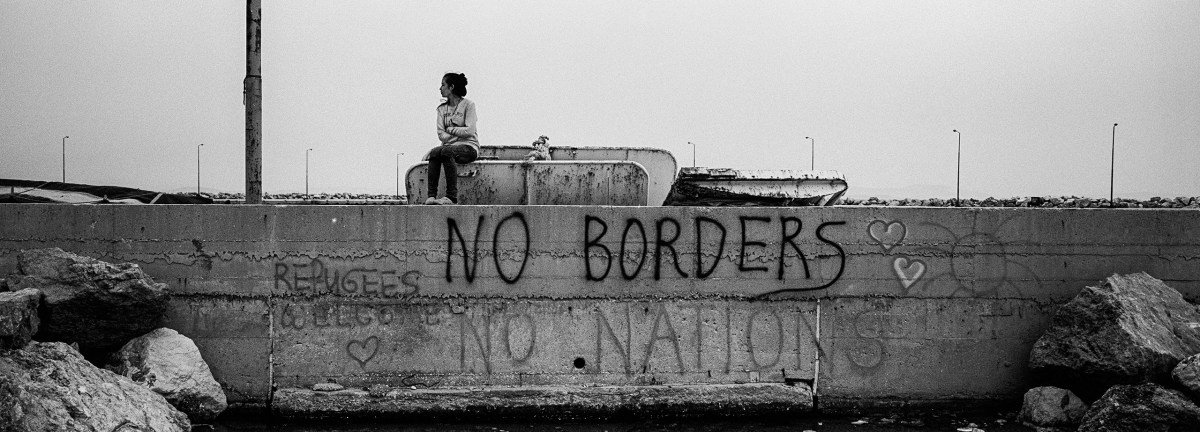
[0,288,40,350]
[4,248,171,361]
[1077,383,1200,432]
[0,341,190,431]
[1172,354,1200,399]
[1028,273,1200,398]
[1018,386,1088,432]
[108,327,227,422]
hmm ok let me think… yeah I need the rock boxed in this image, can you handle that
[1018,386,1088,431]
[4,248,171,361]
[1077,383,1200,432]
[0,341,190,431]
[108,328,227,422]
[0,288,40,350]
[1029,273,1200,398]
[313,382,345,392]
[1172,354,1200,399]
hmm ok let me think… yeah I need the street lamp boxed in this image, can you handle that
[305,148,313,198]
[805,137,814,170]
[953,130,961,207]
[61,136,69,183]
[197,143,204,195]
[1110,123,1118,207]
[687,141,696,167]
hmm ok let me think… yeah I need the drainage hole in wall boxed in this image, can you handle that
[573,357,586,369]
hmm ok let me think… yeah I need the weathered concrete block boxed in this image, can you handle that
[272,383,812,419]
[4,205,1200,410]
[0,288,40,349]
[163,297,271,403]
[1029,273,1200,398]
[108,328,227,422]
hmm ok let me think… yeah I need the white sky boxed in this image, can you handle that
[2,1,1197,198]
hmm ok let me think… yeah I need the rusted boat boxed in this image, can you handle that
[0,179,211,204]
[664,167,847,206]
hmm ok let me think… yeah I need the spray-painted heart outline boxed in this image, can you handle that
[893,256,926,289]
[868,220,907,253]
[346,336,380,369]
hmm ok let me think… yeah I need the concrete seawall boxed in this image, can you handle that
[1,204,1196,411]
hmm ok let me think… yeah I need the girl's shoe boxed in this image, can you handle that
[425,197,439,205]
[435,197,455,205]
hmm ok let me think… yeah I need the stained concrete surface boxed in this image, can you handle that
[3,204,1197,410]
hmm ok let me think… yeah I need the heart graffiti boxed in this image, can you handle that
[346,336,380,369]
[893,256,926,289]
[868,220,907,253]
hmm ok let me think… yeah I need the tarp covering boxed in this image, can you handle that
[0,179,211,204]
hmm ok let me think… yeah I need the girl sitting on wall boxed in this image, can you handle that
[425,72,479,205]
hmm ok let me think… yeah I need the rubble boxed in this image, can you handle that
[1077,383,1200,432]
[3,248,171,362]
[1028,273,1200,398]
[108,328,228,422]
[0,341,190,432]
[1018,386,1088,432]
[1173,354,1200,400]
[840,195,1200,208]
[0,288,39,350]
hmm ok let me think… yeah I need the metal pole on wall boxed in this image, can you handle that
[197,143,204,195]
[306,148,312,198]
[687,141,696,167]
[953,130,961,207]
[1110,123,1117,207]
[61,136,68,183]
[244,0,263,204]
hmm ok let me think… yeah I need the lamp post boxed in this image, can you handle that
[953,129,961,207]
[305,148,313,198]
[805,136,814,170]
[1110,123,1117,207]
[61,136,69,183]
[687,141,696,167]
[197,143,204,195]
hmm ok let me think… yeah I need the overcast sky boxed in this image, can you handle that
[2,1,1197,198]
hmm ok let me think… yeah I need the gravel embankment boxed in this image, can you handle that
[195,193,1199,208]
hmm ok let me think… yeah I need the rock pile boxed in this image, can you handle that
[4,247,172,362]
[1019,273,1200,431]
[108,327,227,422]
[842,196,1200,208]
[0,248,226,427]
[201,192,404,201]
[1,342,191,431]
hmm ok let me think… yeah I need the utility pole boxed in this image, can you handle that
[244,0,263,203]
[953,129,961,207]
[62,136,69,183]
[1110,123,1117,207]
[805,137,814,170]
[396,153,404,200]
